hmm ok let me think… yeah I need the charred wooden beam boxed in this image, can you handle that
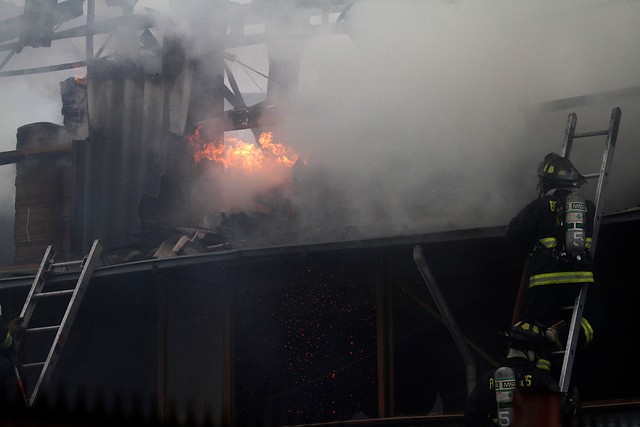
[195,103,282,134]
[0,143,72,166]
[0,60,86,77]
[0,11,160,53]
[0,0,84,44]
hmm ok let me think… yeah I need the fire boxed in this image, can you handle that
[189,128,299,172]
[70,62,87,85]
[257,131,298,167]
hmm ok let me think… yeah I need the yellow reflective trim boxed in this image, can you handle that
[539,237,557,249]
[528,271,594,287]
[536,358,551,372]
[586,237,592,249]
[0,331,11,350]
[581,317,594,345]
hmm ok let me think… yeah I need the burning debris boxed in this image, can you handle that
[60,76,88,139]
[187,127,304,245]
[188,128,300,169]
[216,186,300,244]
[126,128,305,263]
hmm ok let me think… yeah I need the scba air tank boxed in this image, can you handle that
[494,366,516,427]
[565,190,587,257]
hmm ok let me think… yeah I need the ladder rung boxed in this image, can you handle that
[51,260,83,268]
[574,129,609,138]
[27,325,60,333]
[561,305,575,310]
[583,173,600,179]
[33,289,75,298]
[22,362,46,369]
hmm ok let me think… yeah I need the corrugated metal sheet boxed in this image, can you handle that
[81,58,166,253]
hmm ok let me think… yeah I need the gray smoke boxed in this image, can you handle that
[268,0,640,239]
[2,0,640,259]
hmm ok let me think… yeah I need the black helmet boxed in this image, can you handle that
[503,321,549,350]
[537,152,586,188]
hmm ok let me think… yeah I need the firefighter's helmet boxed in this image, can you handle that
[537,152,586,189]
[503,320,549,350]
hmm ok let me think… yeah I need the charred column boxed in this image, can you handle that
[60,76,89,139]
[13,123,72,264]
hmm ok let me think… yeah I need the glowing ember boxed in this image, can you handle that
[188,127,299,171]
[70,62,87,85]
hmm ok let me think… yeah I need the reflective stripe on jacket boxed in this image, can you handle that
[538,236,592,250]
[507,188,596,283]
[529,271,594,287]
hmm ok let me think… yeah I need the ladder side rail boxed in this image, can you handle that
[20,245,55,326]
[557,107,621,393]
[560,113,577,158]
[558,284,589,393]
[27,240,102,407]
[413,246,477,395]
[560,108,620,255]
[589,107,621,256]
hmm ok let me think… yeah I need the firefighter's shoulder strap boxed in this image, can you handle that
[556,107,621,393]
[17,239,102,407]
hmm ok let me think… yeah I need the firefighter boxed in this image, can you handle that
[0,307,25,408]
[507,152,602,351]
[464,321,578,427]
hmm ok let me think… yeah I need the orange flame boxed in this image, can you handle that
[70,62,87,85]
[257,131,298,167]
[189,128,299,172]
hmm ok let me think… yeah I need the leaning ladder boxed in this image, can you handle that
[17,239,102,407]
[556,107,621,393]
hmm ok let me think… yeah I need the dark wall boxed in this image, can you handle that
[0,218,636,426]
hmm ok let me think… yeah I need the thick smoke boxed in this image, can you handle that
[2,0,640,258]
[277,0,640,239]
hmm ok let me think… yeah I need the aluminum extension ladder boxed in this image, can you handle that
[556,107,621,393]
[16,239,102,407]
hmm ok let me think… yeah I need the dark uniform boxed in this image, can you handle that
[464,321,577,427]
[507,189,597,331]
[0,315,25,409]
[464,356,560,427]
[508,153,601,346]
